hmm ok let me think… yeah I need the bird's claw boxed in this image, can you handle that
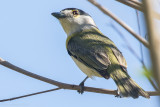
[115,95,121,98]
[115,89,122,98]
[77,82,85,94]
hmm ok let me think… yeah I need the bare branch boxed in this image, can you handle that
[143,0,160,89]
[135,10,144,64]
[116,0,143,11]
[0,58,117,95]
[148,91,160,96]
[116,0,160,20]
[0,88,61,102]
[130,0,142,6]
[143,66,159,91]
[135,10,159,91]
[0,57,159,98]
[88,0,150,48]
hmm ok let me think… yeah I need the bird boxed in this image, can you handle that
[51,8,150,99]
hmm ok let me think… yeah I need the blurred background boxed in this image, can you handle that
[0,0,158,107]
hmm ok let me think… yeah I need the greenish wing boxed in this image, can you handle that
[67,35,112,79]
[110,46,127,72]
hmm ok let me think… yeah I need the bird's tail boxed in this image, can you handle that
[110,70,150,99]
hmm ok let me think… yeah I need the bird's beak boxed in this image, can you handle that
[51,12,66,19]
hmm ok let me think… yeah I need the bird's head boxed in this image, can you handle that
[52,8,97,36]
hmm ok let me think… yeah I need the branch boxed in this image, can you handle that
[116,0,160,20]
[88,0,150,48]
[116,0,143,12]
[0,57,159,98]
[143,0,160,89]
[0,58,117,95]
[129,0,142,6]
[135,10,143,64]
[0,88,61,102]
[143,66,159,91]
[135,10,159,91]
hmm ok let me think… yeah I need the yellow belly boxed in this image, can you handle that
[71,56,102,78]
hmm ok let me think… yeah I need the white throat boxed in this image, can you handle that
[68,24,97,36]
[59,15,97,36]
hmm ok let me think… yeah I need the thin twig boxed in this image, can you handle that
[135,10,159,91]
[116,0,143,11]
[0,57,159,97]
[136,10,144,65]
[130,0,142,6]
[88,0,149,48]
[143,66,159,91]
[0,88,61,102]
[116,0,160,20]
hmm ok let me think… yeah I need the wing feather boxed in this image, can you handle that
[67,33,112,78]
[111,47,127,72]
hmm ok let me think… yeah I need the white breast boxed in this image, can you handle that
[71,56,102,78]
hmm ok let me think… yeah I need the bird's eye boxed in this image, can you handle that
[72,10,79,16]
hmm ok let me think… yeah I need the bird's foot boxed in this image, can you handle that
[115,95,122,98]
[77,82,85,94]
[115,89,122,98]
